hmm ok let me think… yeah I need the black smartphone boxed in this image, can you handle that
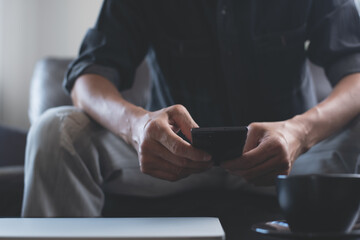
[191,126,248,165]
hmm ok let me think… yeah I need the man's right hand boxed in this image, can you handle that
[132,104,213,181]
[72,75,212,182]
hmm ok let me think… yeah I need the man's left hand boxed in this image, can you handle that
[221,120,307,186]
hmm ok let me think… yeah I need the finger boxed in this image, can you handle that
[153,123,211,162]
[141,154,207,181]
[222,149,270,171]
[223,137,282,170]
[242,124,261,153]
[231,156,289,182]
[144,138,213,170]
[140,154,187,181]
[227,157,275,178]
[167,104,199,142]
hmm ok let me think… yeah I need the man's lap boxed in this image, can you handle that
[40,106,360,197]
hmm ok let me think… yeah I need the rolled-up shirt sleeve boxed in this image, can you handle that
[307,0,360,86]
[63,0,150,94]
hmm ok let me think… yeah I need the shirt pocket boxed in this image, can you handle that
[250,0,310,53]
[154,35,224,125]
[250,24,309,115]
[252,24,307,55]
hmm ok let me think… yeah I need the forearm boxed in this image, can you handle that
[290,73,360,151]
[71,74,211,181]
[222,73,360,184]
[71,74,148,148]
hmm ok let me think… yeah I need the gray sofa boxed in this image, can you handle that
[0,125,26,216]
[0,57,332,239]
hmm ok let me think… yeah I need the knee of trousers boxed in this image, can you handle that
[25,106,95,178]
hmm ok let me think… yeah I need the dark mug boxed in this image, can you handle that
[276,174,360,233]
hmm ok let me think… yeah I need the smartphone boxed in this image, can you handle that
[191,126,248,165]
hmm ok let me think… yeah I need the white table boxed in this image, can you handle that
[0,217,225,240]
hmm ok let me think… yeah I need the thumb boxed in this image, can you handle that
[243,124,261,153]
[168,105,198,142]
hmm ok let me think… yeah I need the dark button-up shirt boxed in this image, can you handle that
[64,0,360,127]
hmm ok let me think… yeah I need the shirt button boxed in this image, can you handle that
[221,6,227,15]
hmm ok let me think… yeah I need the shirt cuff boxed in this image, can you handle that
[63,62,121,95]
[325,53,360,86]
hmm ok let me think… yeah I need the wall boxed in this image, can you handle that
[0,1,3,125]
[0,0,102,130]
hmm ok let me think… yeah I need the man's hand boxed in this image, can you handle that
[72,76,212,182]
[221,120,307,186]
[132,104,212,181]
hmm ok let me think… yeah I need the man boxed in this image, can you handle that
[22,0,360,217]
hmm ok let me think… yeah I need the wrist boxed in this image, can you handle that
[113,101,149,151]
[286,115,312,154]
[128,105,150,151]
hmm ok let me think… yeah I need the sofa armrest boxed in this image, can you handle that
[0,125,26,167]
[29,58,73,124]
[29,57,151,125]
[0,166,24,217]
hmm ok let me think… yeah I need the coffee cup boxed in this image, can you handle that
[276,174,360,233]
